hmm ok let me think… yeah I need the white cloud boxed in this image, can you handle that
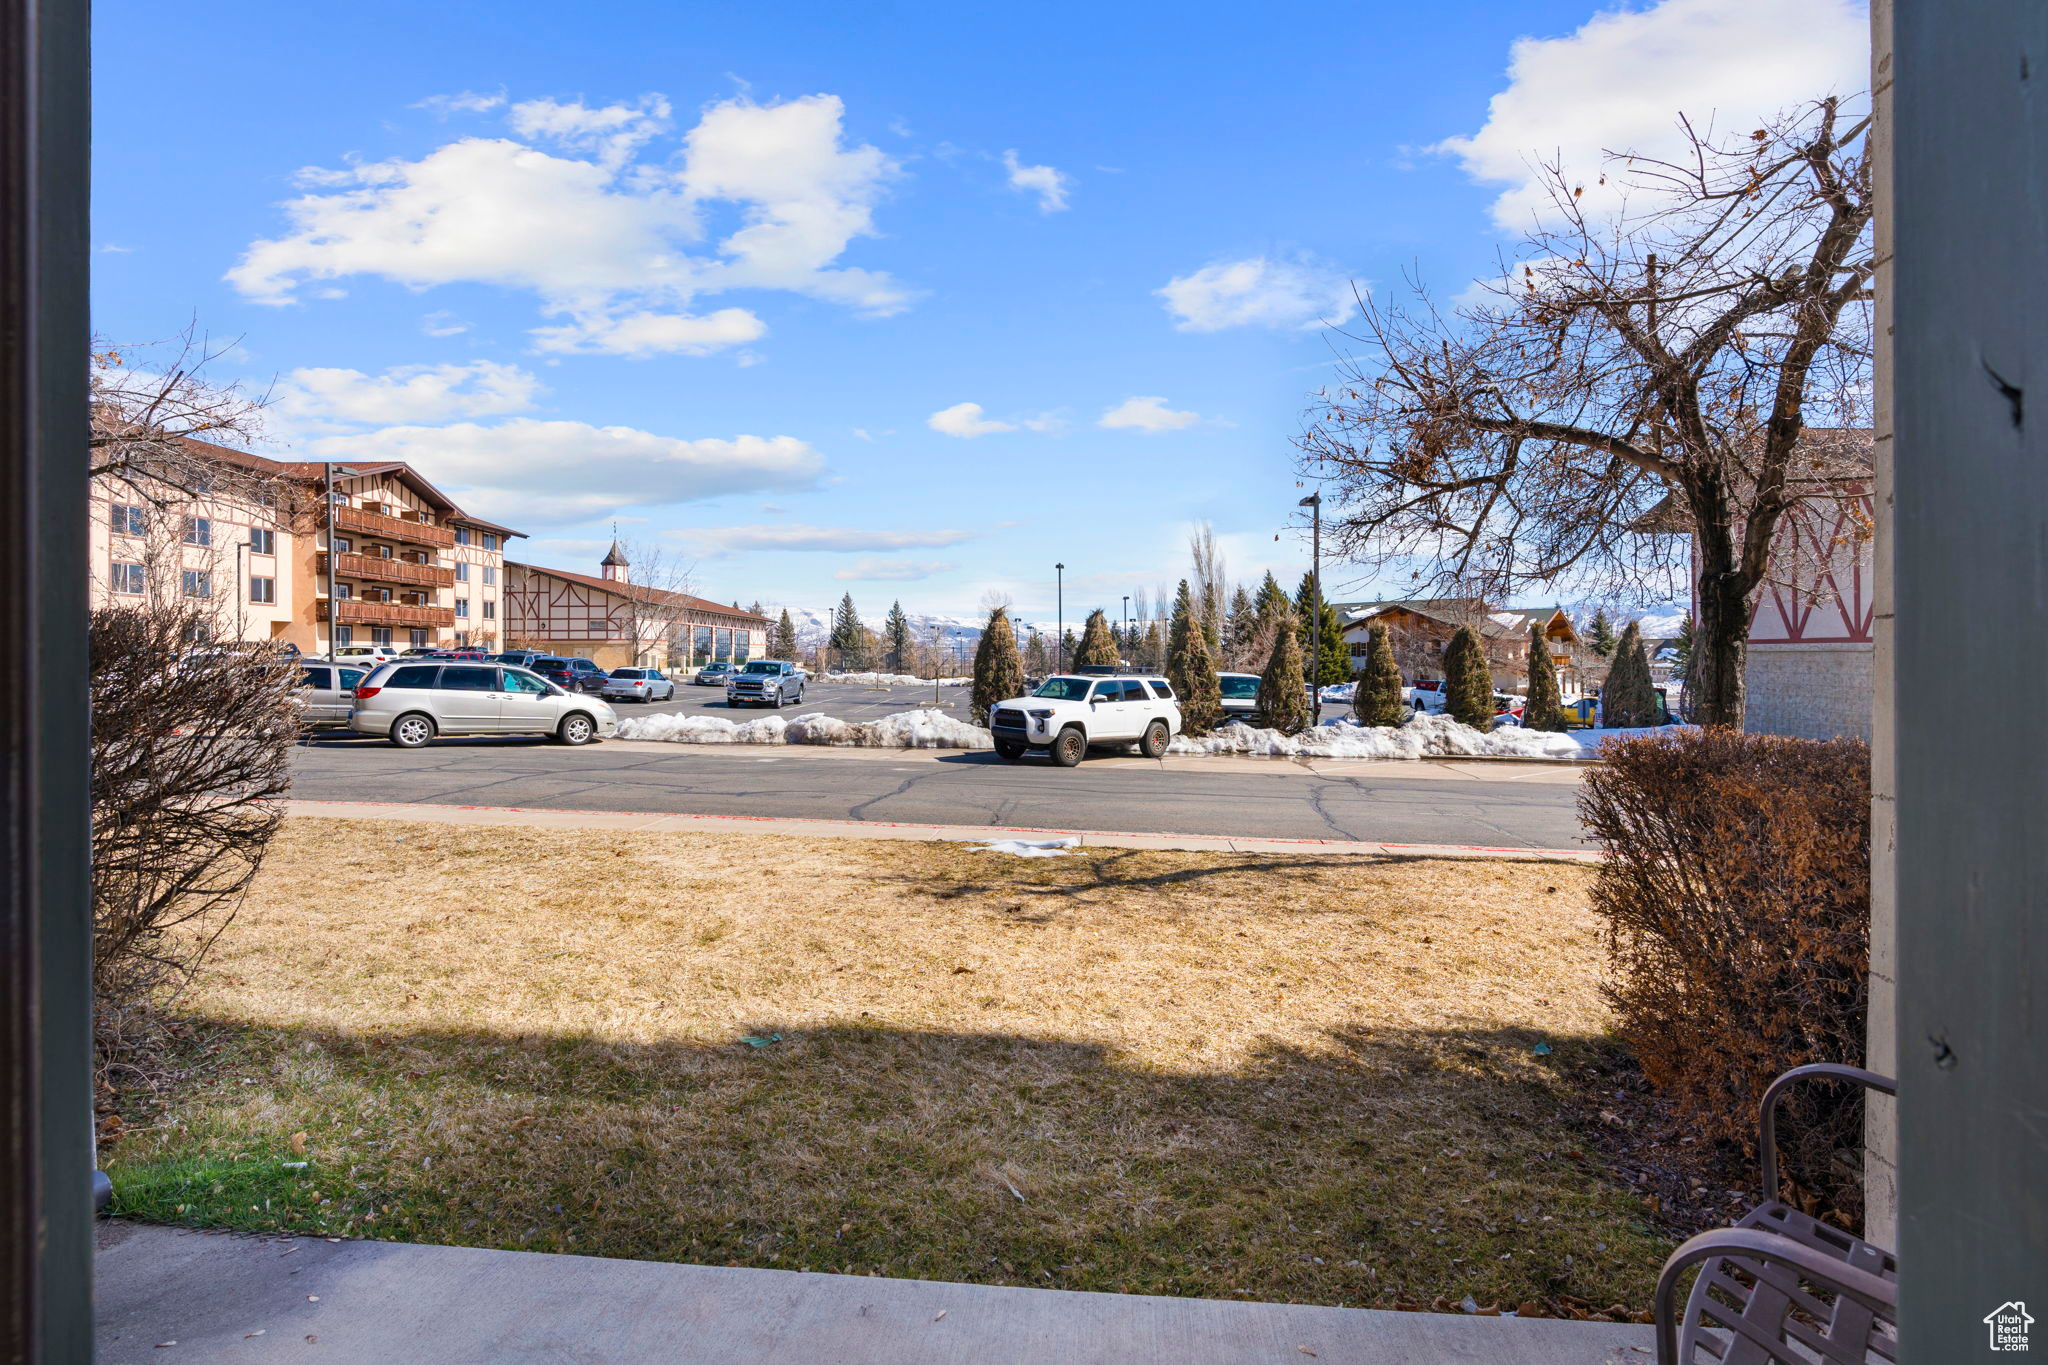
[227,92,908,355]
[416,90,506,116]
[1098,396,1203,433]
[305,420,824,527]
[1435,0,1870,229]
[271,361,543,430]
[677,524,975,554]
[1002,149,1071,213]
[1157,255,1353,332]
[420,310,470,337]
[835,558,957,582]
[927,401,1016,438]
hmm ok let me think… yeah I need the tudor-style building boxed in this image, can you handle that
[1334,598,1587,696]
[503,543,769,670]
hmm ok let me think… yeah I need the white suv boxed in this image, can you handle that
[988,673,1181,766]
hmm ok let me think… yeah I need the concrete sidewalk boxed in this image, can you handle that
[97,1223,1653,1364]
[286,798,1603,862]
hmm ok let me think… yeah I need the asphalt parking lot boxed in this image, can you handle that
[611,678,1356,727]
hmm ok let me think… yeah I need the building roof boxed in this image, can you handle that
[169,440,526,540]
[601,540,629,568]
[1334,598,1579,644]
[506,560,770,624]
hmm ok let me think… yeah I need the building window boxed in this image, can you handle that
[1349,642,1368,658]
[334,583,353,600]
[455,563,470,581]
[454,527,472,546]
[108,503,146,537]
[182,516,212,547]
[454,631,469,647]
[249,576,276,604]
[249,527,276,556]
[482,600,495,620]
[181,569,212,599]
[482,565,497,585]
[336,625,354,646]
[332,536,351,554]
[372,627,393,647]
[455,599,470,618]
[410,629,429,647]
[110,561,145,595]
[482,533,499,551]
[375,544,393,558]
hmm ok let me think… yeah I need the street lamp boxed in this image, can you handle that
[1122,594,1130,656]
[1055,562,1065,673]
[1299,491,1323,717]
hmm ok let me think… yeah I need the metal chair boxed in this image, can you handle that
[1654,1063,1898,1364]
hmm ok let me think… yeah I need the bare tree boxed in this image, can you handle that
[610,541,699,666]
[1299,99,1874,727]
[1188,522,1227,649]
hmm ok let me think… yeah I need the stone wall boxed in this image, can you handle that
[1743,642,1875,742]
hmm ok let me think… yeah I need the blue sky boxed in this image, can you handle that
[91,0,1867,625]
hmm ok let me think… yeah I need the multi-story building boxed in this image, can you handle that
[504,543,769,670]
[90,439,522,655]
[1335,598,1586,696]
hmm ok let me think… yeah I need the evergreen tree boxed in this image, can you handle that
[1353,624,1408,727]
[747,600,765,617]
[1671,611,1695,671]
[1254,571,1291,625]
[1256,608,1314,735]
[1224,586,1256,663]
[1166,579,1222,734]
[1140,619,1164,672]
[1289,574,1352,688]
[769,609,799,660]
[1023,630,1048,676]
[882,601,913,674]
[1076,609,1119,668]
[1443,625,1495,728]
[829,593,871,670]
[970,606,1025,726]
[1523,620,1567,731]
[1588,608,1618,658]
[1059,628,1077,670]
[1601,621,1662,727]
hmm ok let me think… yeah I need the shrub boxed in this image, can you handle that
[1255,608,1313,735]
[1578,729,1870,1219]
[970,606,1024,726]
[1602,621,1660,727]
[1443,625,1494,728]
[1075,609,1120,669]
[1166,579,1222,735]
[1353,625,1407,727]
[1523,621,1566,731]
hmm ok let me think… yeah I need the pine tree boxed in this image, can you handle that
[1443,625,1495,728]
[1166,579,1222,734]
[1523,620,1567,731]
[829,593,871,670]
[1224,586,1256,664]
[747,600,765,617]
[970,606,1025,726]
[1254,571,1290,625]
[1289,575,1351,688]
[1353,625,1407,727]
[1059,628,1077,670]
[1602,621,1661,727]
[882,601,913,674]
[769,609,799,660]
[1140,619,1164,672]
[1076,609,1119,668]
[1256,609,1314,735]
[1023,630,1048,676]
[1588,608,1617,658]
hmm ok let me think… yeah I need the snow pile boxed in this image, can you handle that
[828,672,969,687]
[1172,711,1587,760]
[616,707,990,750]
[974,837,1079,858]
[1319,682,1356,703]
[613,711,791,744]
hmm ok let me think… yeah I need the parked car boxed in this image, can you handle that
[1406,678,1448,713]
[334,644,404,668]
[1073,663,1123,676]
[989,673,1182,766]
[399,647,439,657]
[1217,671,1262,723]
[601,667,677,703]
[692,660,735,686]
[296,659,372,727]
[349,661,619,748]
[726,659,806,708]
[495,650,546,670]
[530,656,609,693]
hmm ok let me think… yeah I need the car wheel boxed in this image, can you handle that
[557,712,597,746]
[389,713,436,749]
[1137,719,1170,759]
[994,740,1026,761]
[1051,726,1087,768]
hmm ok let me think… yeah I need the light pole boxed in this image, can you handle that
[1299,491,1322,718]
[1122,593,1130,659]
[1055,562,1065,673]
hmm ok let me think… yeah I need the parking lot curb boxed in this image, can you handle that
[284,799,1603,863]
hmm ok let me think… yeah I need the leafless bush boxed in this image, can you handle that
[1579,729,1869,1223]
[90,600,300,1033]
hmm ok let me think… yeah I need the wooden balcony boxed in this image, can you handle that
[334,504,456,549]
[318,599,456,628]
[321,551,455,589]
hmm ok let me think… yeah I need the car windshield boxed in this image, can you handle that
[1032,676,1092,700]
[739,662,781,674]
[1218,676,1260,699]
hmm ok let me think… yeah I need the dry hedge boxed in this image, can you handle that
[1578,729,1870,1220]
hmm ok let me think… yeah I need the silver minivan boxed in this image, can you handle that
[348,661,620,748]
[297,659,372,728]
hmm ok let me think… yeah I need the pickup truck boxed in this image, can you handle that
[726,659,807,708]
[988,673,1182,766]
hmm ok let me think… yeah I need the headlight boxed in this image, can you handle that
[1027,708,1054,719]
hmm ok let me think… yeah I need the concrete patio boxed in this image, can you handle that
[97,1222,1654,1364]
